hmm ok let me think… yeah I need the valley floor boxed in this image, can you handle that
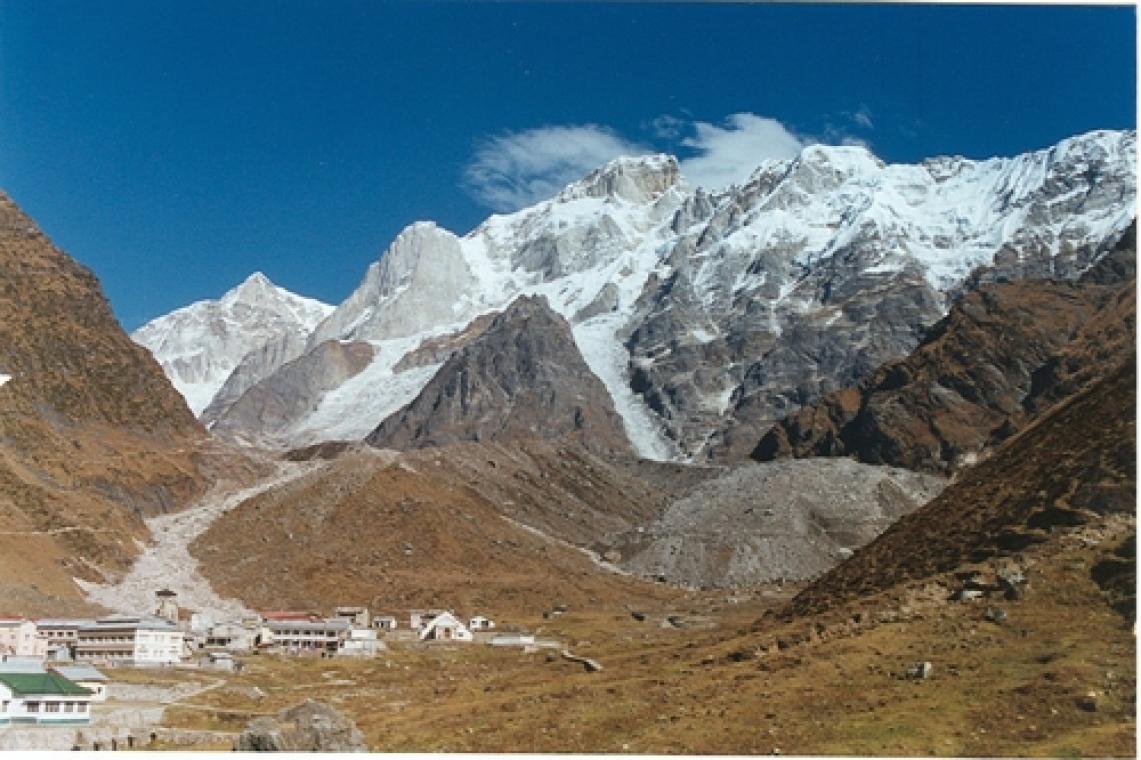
[145,512,1134,755]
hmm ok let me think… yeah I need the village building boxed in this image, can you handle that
[202,622,255,652]
[75,615,184,666]
[199,651,241,672]
[468,615,496,631]
[49,664,108,702]
[261,619,350,654]
[372,615,398,631]
[34,619,91,654]
[259,611,322,623]
[0,618,49,658]
[418,612,473,642]
[333,606,370,628]
[154,589,180,623]
[0,655,46,672]
[0,671,93,725]
[409,609,448,631]
[337,628,384,657]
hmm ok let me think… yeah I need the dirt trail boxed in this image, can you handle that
[77,460,323,622]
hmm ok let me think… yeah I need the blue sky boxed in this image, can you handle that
[0,2,1135,331]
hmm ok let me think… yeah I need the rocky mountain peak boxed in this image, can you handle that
[305,220,475,346]
[222,270,276,303]
[366,294,633,454]
[132,274,332,415]
[560,153,681,204]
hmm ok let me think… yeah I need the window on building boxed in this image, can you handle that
[77,703,88,713]
[26,702,40,713]
[45,702,60,713]
[1,700,8,713]
[64,702,74,713]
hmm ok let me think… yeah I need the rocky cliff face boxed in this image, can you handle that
[0,191,255,614]
[367,296,632,455]
[209,339,376,445]
[753,227,1136,474]
[137,130,1136,457]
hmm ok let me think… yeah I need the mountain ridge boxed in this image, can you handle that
[138,129,1136,458]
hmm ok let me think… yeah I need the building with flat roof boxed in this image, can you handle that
[0,618,48,658]
[35,619,93,650]
[75,616,184,666]
[263,619,350,654]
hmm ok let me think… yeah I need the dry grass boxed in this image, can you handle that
[158,520,1135,755]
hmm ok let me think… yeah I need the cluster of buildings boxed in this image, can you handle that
[251,606,496,654]
[2,592,498,667]
[0,591,502,726]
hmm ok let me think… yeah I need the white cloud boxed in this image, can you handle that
[646,114,686,141]
[463,125,648,211]
[678,113,804,191]
[851,105,874,130]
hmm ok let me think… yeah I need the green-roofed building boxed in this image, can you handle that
[0,671,93,725]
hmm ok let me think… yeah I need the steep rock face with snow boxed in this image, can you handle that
[132,273,332,415]
[141,130,1136,458]
[629,134,1137,460]
[200,329,311,427]
[753,225,1136,474]
[209,339,376,445]
[366,295,633,455]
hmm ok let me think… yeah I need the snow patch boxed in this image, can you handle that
[573,315,680,462]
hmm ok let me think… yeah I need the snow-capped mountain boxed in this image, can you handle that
[142,129,1136,457]
[131,273,333,415]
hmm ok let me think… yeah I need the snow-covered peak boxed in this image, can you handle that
[154,128,1134,460]
[132,275,333,415]
[305,221,476,347]
[221,271,274,303]
[558,153,681,204]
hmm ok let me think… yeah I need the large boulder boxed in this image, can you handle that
[235,700,367,752]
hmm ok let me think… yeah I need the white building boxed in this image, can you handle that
[337,628,384,657]
[262,619,350,654]
[333,606,370,628]
[49,664,108,702]
[75,616,184,666]
[154,589,180,623]
[0,619,49,658]
[202,623,255,652]
[469,615,496,631]
[409,609,448,631]
[0,671,93,725]
[372,615,398,631]
[419,612,473,642]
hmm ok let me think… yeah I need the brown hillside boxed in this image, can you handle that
[0,191,259,614]
[754,245,1134,474]
[786,347,1135,618]
[193,442,682,616]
